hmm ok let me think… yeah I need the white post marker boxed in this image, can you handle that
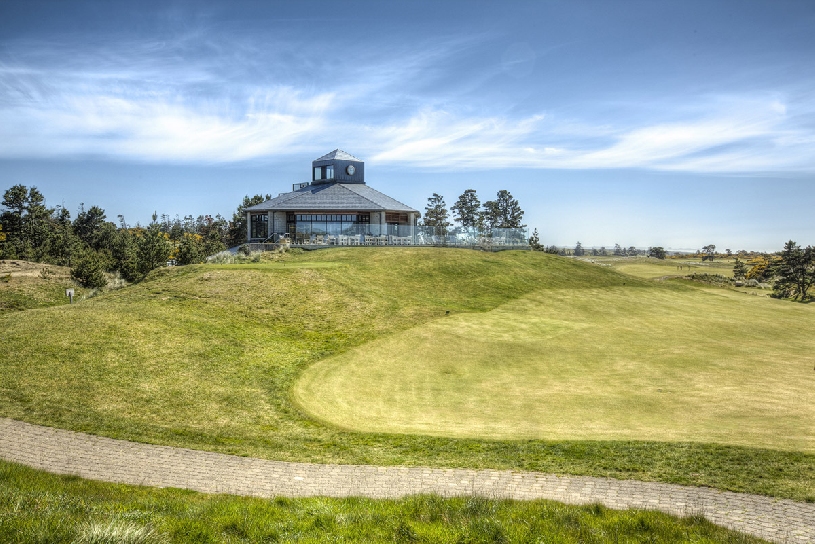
[65,288,74,304]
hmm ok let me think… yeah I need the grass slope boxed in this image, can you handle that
[1,248,814,501]
[0,260,83,314]
[295,285,815,451]
[0,460,766,543]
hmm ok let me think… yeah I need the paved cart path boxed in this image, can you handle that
[1,418,813,543]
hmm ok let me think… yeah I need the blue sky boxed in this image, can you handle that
[1,0,813,251]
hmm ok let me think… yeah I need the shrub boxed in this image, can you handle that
[687,273,730,286]
[70,251,108,289]
[175,234,203,265]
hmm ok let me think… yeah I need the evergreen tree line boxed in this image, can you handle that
[421,189,526,231]
[525,238,647,257]
[0,185,269,288]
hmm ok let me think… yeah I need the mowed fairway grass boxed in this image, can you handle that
[2,248,814,501]
[295,285,814,450]
[583,255,736,280]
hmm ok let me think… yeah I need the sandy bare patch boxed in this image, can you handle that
[0,260,71,279]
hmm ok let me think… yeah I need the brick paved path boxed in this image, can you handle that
[1,418,813,543]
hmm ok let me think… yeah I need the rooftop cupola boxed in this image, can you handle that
[312,149,365,185]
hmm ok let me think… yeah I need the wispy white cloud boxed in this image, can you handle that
[0,62,338,161]
[1,37,814,174]
[366,97,815,173]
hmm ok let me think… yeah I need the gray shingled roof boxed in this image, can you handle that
[245,183,419,213]
[313,149,362,162]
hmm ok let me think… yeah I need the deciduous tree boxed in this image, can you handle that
[648,246,667,259]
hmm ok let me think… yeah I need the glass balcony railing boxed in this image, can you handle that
[273,226,530,248]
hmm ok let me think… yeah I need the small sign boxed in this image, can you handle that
[65,289,74,297]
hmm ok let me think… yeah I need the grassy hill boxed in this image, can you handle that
[0,260,84,314]
[1,248,813,501]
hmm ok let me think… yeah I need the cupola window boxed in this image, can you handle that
[313,165,335,181]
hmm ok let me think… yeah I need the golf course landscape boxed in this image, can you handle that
[295,281,813,450]
[1,248,814,541]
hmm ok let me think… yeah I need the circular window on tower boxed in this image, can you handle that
[346,164,356,175]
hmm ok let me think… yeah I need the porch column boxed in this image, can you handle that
[246,211,251,242]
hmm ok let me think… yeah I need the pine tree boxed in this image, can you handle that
[70,249,108,288]
[176,234,204,265]
[574,241,584,256]
[450,189,482,229]
[44,206,82,267]
[0,185,52,260]
[136,213,173,277]
[421,193,451,233]
[482,190,525,229]
[773,240,814,300]
[528,228,542,250]
[112,229,139,282]
[74,204,108,250]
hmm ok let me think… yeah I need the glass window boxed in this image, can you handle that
[326,165,334,179]
[250,214,268,239]
[314,167,322,180]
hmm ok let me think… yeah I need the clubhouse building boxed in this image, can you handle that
[245,150,420,245]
